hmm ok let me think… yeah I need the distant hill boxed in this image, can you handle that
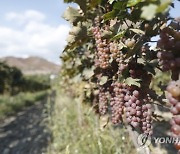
[0,56,60,75]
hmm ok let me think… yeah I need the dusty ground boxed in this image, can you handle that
[0,98,51,154]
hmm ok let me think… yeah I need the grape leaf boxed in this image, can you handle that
[99,76,108,85]
[113,1,127,10]
[127,0,143,7]
[63,7,82,24]
[141,4,157,20]
[66,34,76,44]
[70,24,87,39]
[82,67,95,79]
[90,0,102,7]
[101,30,113,39]
[144,64,156,75]
[103,10,118,21]
[108,0,116,4]
[125,77,141,87]
[129,28,145,35]
[72,74,82,83]
[156,0,172,13]
[64,0,87,13]
[111,31,126,40]
[74,0,87,13]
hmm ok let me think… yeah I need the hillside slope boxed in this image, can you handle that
[0,56,60,75]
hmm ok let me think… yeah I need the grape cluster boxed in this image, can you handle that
[128,62,152,88]
[110,83,127,124]
[157,29,180,51]
[109,42,127,74]
[98,87,109,115]
[124,89,142,128]
[157,29,180,74]
[92,17,110,69]
[157,51,180,72]
[110,82,153,134]
[141,102,153,135]
[167,80,180,150]
[125,88,153,135]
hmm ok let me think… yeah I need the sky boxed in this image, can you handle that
[0,0,179,64]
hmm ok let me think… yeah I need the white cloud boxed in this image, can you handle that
[0,10,70,64]
[5,10,46,25]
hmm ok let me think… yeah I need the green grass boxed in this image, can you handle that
[47,89,136,154]
[0,91,48,119]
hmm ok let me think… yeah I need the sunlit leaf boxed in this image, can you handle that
[101,30,113,39]
[64,0,87,13]
[99,76,108,85]
[82,68,95,79]
[62,7,82,24]
[141,4,158,20]
[108,0,116,4]
[129,28,145,35]
[125,77,141,87]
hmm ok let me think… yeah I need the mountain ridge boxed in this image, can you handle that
[0,56,60,75]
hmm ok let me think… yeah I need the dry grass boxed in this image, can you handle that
[47,89,136,154]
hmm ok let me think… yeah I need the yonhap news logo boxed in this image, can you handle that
[137,134,151,147]
[137,134,180,147]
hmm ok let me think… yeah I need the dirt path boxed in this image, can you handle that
[0,95,52,154]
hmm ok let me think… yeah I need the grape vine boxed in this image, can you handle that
[61,0,180,153]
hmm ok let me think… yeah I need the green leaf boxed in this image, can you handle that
[144,61,158,75]
[99,76,108,85]
[111,31,126,40]
[156,0,172,13]
[103,10,118,21]
[127,0,143,7]
[90,0,102,7]
[141,4,158,20]
[144,65,156,75]
[125,77,141,87]
[113,1,127,10]
[129,28,145,35]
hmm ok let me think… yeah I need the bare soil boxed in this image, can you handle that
[0,98,51,154]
